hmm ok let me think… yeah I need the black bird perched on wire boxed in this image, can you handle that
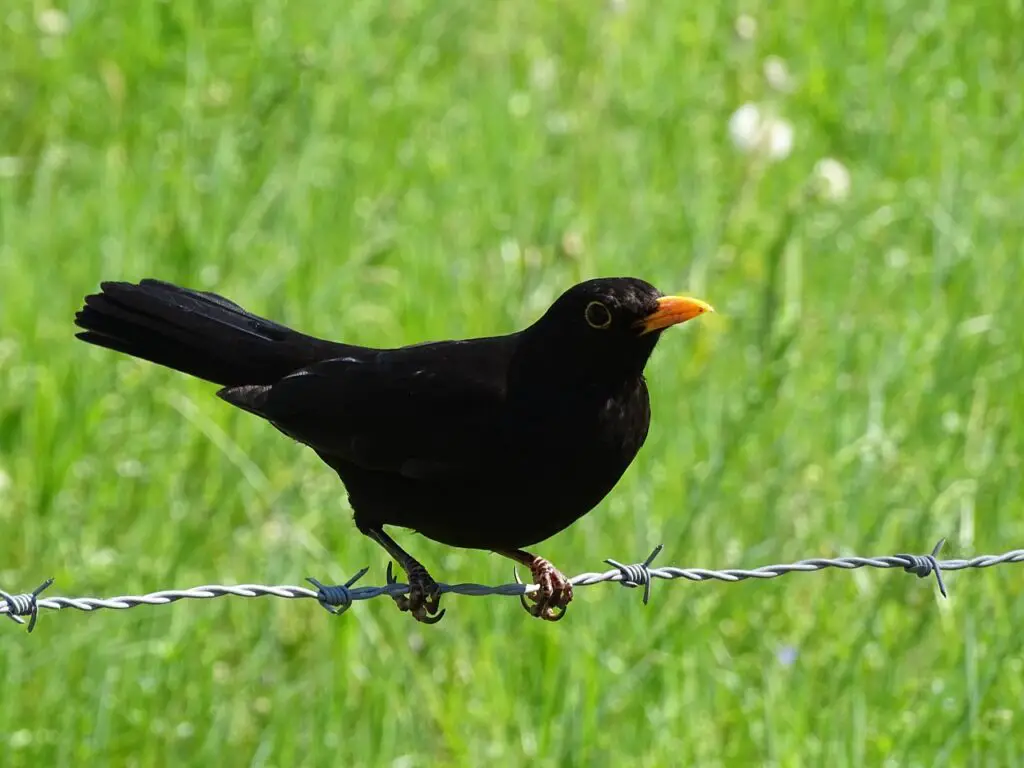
[75,277,713,623]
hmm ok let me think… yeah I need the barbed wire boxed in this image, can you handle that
[4,539,1023,633]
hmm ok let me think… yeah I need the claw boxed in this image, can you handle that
[386,560,445,625]
[513,558,573,622]
[539,604,569,622]
[386,561,409,611]
[414,605,446,624]
[513,566,532,614]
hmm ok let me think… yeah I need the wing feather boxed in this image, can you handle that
[224,339,513,479]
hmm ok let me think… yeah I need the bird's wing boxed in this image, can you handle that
[219,340,512,480]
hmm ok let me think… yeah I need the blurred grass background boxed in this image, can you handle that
[2,1,1023,765]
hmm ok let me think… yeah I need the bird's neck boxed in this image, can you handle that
[507,338,650,411]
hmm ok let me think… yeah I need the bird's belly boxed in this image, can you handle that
[341,388,651,550]
[345,439,639,550]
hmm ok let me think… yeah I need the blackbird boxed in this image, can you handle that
[75,277,712,622]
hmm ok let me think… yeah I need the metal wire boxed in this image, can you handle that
[3,539,1023,632]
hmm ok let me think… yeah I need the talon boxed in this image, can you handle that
[513,566,533,615]
[514,556,574,622]
[388,561,444,625]
[536,603,568,622]
[386,562,412,612]
[415,607,446,624]
[528,590,569,621]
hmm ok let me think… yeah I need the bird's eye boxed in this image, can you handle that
[584,301,612,329]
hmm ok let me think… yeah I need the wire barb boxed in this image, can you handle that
[3,542,1023,631]
[1,577,55,633]
[604,543,664,605]
[897,538,948,598]
[306,566,370,616]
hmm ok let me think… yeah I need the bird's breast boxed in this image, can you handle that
[499,377,652,522]
[345,377,653,550]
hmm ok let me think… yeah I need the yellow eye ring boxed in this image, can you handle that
[584,301,612,329]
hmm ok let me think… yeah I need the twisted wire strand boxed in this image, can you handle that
[3,540,1023,632]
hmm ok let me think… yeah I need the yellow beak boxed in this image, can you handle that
[636,295,715,335]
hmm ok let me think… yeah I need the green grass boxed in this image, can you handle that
[3,1,1023,765]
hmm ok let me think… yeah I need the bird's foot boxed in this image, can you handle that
[516,556,574,622]
[386,561,445,624]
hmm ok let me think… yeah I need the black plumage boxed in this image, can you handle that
[75,277,712,622]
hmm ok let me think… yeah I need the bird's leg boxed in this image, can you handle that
[365,527,445,624]
[496,549,574,622]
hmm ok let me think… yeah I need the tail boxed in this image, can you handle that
[75,279,351,386]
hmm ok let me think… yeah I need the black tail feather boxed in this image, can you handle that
[75,279,350,386]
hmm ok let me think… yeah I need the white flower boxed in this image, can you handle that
[812,157,851,201]
[728,102,794,161]
[36,9,70,36]
[763,56,792,92]
[728,103,760,149]
[765,118,794,160]
[735,15,757,41]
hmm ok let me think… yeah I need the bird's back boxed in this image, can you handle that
[222,331,517,468]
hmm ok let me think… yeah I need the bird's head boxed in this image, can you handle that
[522,277,714,387]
